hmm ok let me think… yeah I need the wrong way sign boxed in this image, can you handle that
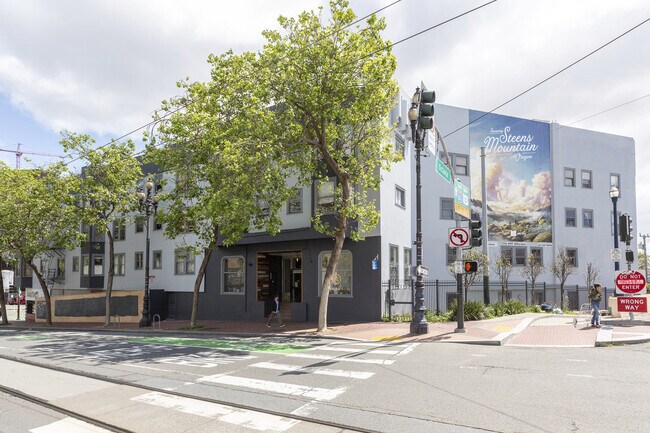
[449,228,469,247]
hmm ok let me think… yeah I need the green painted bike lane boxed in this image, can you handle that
[125,336,312,354]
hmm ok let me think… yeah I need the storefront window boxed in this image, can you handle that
[318,250,352,297]
[222,256,245,294]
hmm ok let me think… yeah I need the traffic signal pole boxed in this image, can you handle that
[455,215,465,333]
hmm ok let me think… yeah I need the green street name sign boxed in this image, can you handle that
[435,157,451,184]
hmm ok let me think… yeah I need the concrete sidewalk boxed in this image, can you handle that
[2,312,649,347]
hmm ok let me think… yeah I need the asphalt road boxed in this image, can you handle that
[0,328,647,433]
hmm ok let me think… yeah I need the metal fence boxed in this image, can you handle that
[383,279,613,319]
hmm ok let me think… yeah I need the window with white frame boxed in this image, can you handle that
[318,250,352,296]
[222,256,245,294]
[134,252,143,270]
[395,134,405,158]
[582,209,594,228]
[452,154,469,176]
[530,248,543,265]
[565,208,577,227]
[57,258,65,277]
[135,216,145,233]
[403,248,412,283]
[114,254,125,276]
[287,188,303,214]
[610,173,620,190]
[395,185,406,208]
[153,251,162,269]
[440,198,454,220]
[113,218,126,241]
[566,248,578,266]
[175,249,196,275]
[389,245,399,287]
[501,246,527,265]
[93,256,103,276]
[581,170,592,189]
[72,256,80,272]
[564,168,575,187]
[316,178,336,213]
[81,255,89,276]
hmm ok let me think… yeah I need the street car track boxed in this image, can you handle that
[0,352,381,433]
[0,381,135,433]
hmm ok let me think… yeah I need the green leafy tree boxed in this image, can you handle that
[258,0,399,331]
[550,248,575,310]
[147,51,294,327]
[493,257,514,303]
[61,132,143,326]
[0,163,84,325]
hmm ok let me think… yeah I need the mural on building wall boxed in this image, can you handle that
[469,111,552,244]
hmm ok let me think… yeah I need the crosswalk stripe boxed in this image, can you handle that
[308,346,399,355]
[198,374,348,401]
[249,362,375,379]
[132,391,299,431]
[286,353,395,365]
[30,417,114,433]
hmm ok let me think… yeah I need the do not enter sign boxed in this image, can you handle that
[615,270,647,295]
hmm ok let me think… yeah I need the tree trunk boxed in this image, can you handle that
[104,230,115,327]
[29,262,52,326]
[191,248,213,327]
[560,283,565,310]
[0,271,7,325]
[318,228,345,332]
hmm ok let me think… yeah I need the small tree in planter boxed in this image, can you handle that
[493,257,513,303]
[521,253,544,305]
[550,248,575,310]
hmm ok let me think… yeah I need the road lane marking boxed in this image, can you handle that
[286,353,395,365]
[566,359,587,362]
[249,362,375,379]
[30,417,114,433]
[198,374,347,401]
[126,364,204,376]
[566,374,593,378]
[471,354,487,357]
[132,391,299,431]
[396,342,420,356]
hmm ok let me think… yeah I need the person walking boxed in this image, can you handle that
[588,283,602,328]
[266,294,285,328]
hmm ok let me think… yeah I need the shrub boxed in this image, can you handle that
[487,302,507,317]
[447,299,486,321]
[425,311,450,322]
[504,299,527,315]
[527,304,542,313]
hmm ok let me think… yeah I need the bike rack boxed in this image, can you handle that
[152,314,161,329]
[112,315,121,327]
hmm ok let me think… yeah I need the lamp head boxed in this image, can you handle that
[609,186,620,199]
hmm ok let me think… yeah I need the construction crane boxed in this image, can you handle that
[0,143,65,169]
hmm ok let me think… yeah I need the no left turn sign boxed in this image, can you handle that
[449,228,469,247]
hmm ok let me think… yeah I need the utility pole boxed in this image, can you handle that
[480,147,490,304]
[640,233,649,288]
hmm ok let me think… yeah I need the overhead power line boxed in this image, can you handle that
[443,16,650,139]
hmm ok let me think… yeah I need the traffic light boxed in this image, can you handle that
[619,213,632,244]
[464,261,478,273]
[417,90,435,130]
[470,220,482,247]
[625,249,634,263]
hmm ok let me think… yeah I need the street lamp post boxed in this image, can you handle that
[138,179,159,328]
[408,88,429,335]
[610,186,620,272]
